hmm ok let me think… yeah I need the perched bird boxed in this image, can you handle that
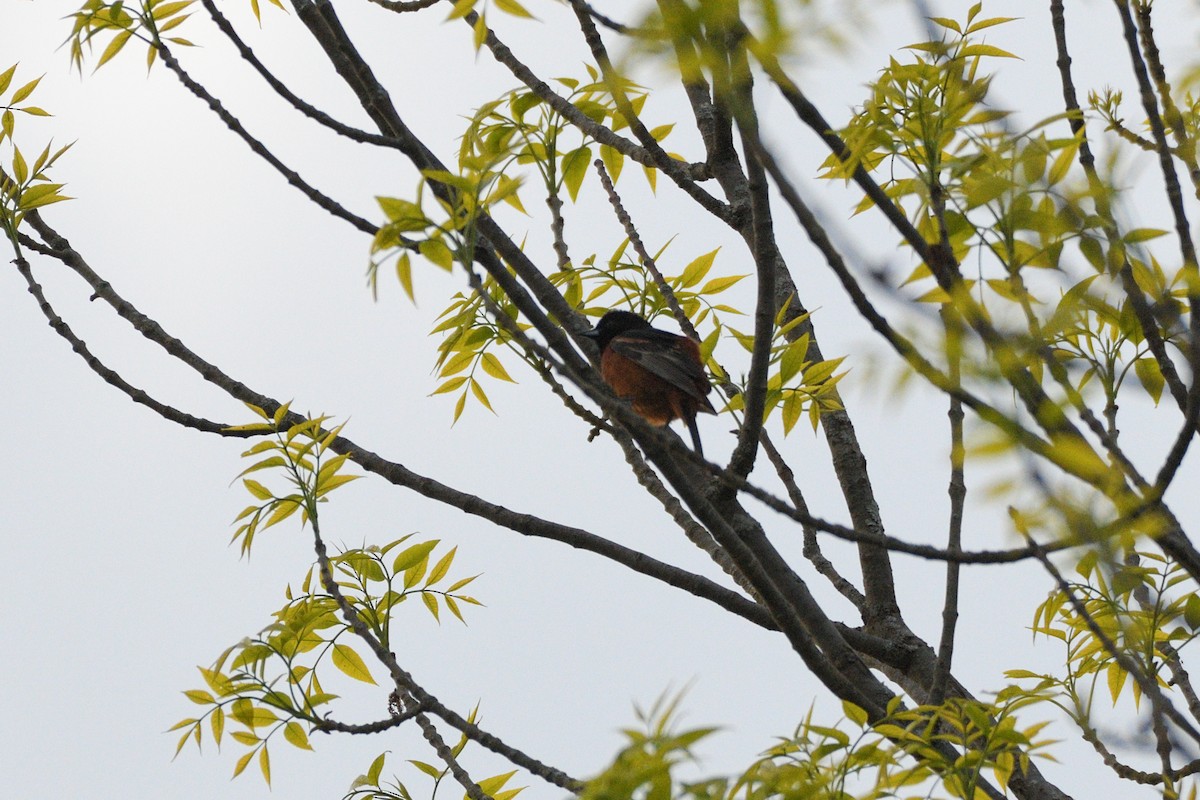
[581,309,716,456]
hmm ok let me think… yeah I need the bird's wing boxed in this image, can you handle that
[609,331,714,404]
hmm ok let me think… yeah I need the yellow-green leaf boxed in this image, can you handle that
[422,591,440,621]
[433,376,469,395]
[1186,594,1200,630]
[649,123,674,142]
[599,142,624,183]
[0,64,16,95]
[425,546,456,587]
[96,31,134,69]
[699,274,746,295]
[473,12,487,51]
[1134,357,1164,404]
[10,76,41,104]
[447,0,476,19]
[283,721,313,751]
[561,146,592,202]
[262,498,301,530]
[959,43,1017,59]
[392,540,439,572]
[1123,228,1168,244]
[211,706,225,745]
[232,749,254,778]
[493,0,532,17]
[395,252,415,301]
[332,643,377,684]
[419,238,455,271]
[410,760,443,778]
[243,479,273,501]
[1106,661,1126,704]
[480,352,515,382]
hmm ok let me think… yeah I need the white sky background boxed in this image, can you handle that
[3,0,1200,798]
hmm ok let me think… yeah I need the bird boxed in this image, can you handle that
[580,309,716,456]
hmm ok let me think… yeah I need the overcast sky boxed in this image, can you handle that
[3,1,1199,798]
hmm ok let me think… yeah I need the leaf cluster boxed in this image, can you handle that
[0,64,70,247]
[227,403,358,556]
[171,528,479,784]
[346,733,525,800]
[580,693,1054,800]
[65,0,196,72]
[1016,546,1200,719]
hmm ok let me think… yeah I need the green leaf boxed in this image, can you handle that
[262,498,301,530]
[183,689,214,705]
[12,146,27,184]
[480,352,515,382]
[422,591,441,621]
[493,0,533,17]
[367,752,388,784]
[242,479,273,501]
[1185,594,1200,630]
[211,706,224,745]
[232,749,254,779]
[432,376,468,395]
[332,643,377,684]
[599,142,624,183]
[928,16,961,34]
[477,771,519,796]
[419,238,455,271]
[959,43,1017,59]
[1123,228,1168,244]
[1106,661,1126,705]
[10,76,41,104]
[642,163,657,193]
[677,248,719,288]
[410,760,444,778]
[18,183,70,210]
[0,64,16,95]
[259,745,271,785]
[283,721,313,751]
[446,0,476,20]
[561,145,592,202]
[96,31,134,69]
[1134,357,1164,404]
[154,0,196,18]
[425,546,456,587]
[699,274,746,295]
[842,701,868,726]
[446,574,478,592]
[648,123,674,142]
[781,391,802,435]
[392,540,439,572]
[473,12,488,51]
[395,252,415,301]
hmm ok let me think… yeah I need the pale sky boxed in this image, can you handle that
[2,1,1197,798]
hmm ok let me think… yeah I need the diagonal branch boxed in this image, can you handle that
[154,41,377,234]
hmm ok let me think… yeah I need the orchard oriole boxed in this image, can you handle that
[581,310,716,456]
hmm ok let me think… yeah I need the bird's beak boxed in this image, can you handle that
[579,327,601,340]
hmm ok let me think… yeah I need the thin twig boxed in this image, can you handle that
[1048,0,1187,408]
[592,158,697,339]
[930,308,965,706]
[201,0,410,150]
[154,41,377,234]
[759,431,866,609]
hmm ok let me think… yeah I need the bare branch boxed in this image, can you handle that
[154,41,378,234]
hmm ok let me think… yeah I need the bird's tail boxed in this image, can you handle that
[686,415,704,458]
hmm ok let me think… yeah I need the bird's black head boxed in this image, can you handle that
[580,309,652,349]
